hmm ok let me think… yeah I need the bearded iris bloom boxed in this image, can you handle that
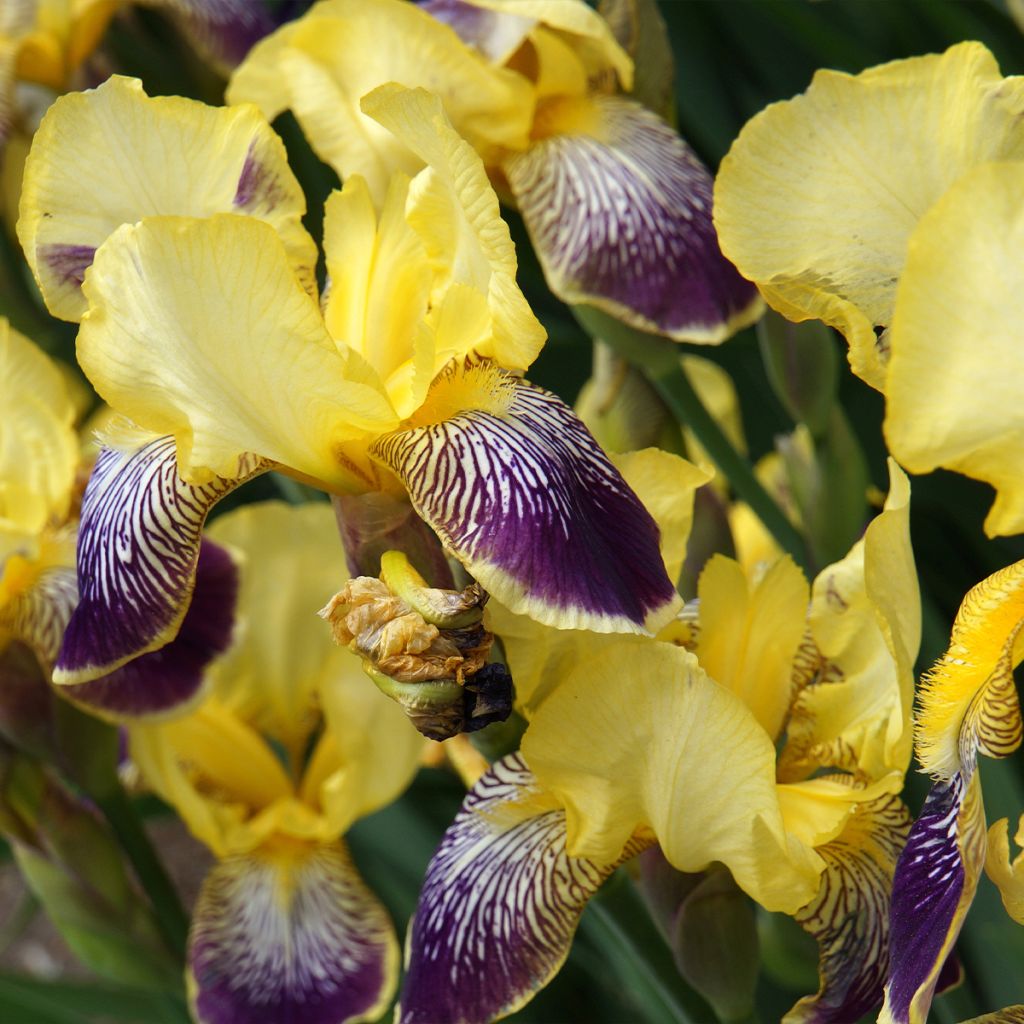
[16,75,677,717]
[713,42,1024,536]
[881,561,1024,1024]
[128,501,426,1024]
[398,455,920,1023]
[227,0,761,344]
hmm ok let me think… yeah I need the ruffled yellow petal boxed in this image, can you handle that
[18,75,317,322]
[987,814,1024,925]
[522,638,823,913]
[782,461,918,781]
[227,0,533,205]
[714,42,1024,390]
[78,214,397,489]
[885,162,1024,537]
[0,318,77,537]
[696,553,809,742]
[916,559,1024,780]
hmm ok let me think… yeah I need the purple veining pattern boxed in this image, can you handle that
[505,95,760,341]
[233,141,285,211]
[55,437,267,683]
[162,0,276,69]
[39,243,96,288]
[399,753,640,1024]
[65,539,238,719]
[419,0,534,62]
[371,381,677,632]
[189,844,395,1024]
[884,775,979,1023]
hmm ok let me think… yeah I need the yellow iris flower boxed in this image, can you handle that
[398,452,920,1023]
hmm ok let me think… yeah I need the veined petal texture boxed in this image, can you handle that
[18,75,317,321]
[505,94,761,342]
[371,380,679,634]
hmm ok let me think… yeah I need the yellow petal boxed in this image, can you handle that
[782,460,919,781]
[916,559,1024,780]
[18,75,317,322]
[361,83,547,374]
[986,814,1024,925]
[522,638,823,912]
[696,553,809,742]
[227,0,534,205]
[885,161,1024,536]
[78,215,397,488]
[0,318,78,537]
[681,355,746,481]
[714,42,1024,390]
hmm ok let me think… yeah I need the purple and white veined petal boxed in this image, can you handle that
[880,773,986,1024]
[399,753,650,1024]
[785,791,912,1024]
[419,0,535,63]
[189,842,397,1024]
[371,380,680,634]
[147,0,275,70]
[0,563,77,670]
[54,436,269,686]
[504,95,762,343]
[62,539,238,721]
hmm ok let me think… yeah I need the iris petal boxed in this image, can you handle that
[189,842,397,1024]
[0,559,77,668]
[398,753,648,1024]
[986,814,1024,925]
[504,93,761,343]
[54,436,267,685]
[371,379,679,634]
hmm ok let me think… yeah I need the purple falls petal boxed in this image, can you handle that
[398,752,649,1024]
[504,94,761,343]
[62,539,238,720]
[786,791,912,1024]
[189,842,397,1024]
[419,0,535,62]
[370,380,680,634]
[149,0,276,70]
[0,563,78,670]
[54,436,267,685]
[880,773,986,1024]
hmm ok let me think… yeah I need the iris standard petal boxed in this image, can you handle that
[785,789,911,1024]
[420,0,536,64]
[53,436,267,685]
[371,377,679,634]
[188,842,397,1024]
[522,638,823,911]
[18,75,317,322]
[398,752,648,1024]
[713,42,1024,390]
[986,814,1024,925]
[504,93,761,343]
[226,0,533,205]
[881,773,986,1024]
[782,461,918,780]
[78,214,397,486]
[62,538,238,720]
[885,162,1024,537]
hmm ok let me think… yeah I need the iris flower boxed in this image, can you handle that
[128,500,426,1024]
[881,561,1024,1024]
[227,0,761,343]
[16,75,676,715]
[0,317,239,718]
[713,42,1024,535]
[398,455,920,1023]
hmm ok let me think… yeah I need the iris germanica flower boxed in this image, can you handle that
[128,500,426,1024]
[882,562,1024,1023]
[228,0,761,343]
[398,456,919,1023]
[16,75,676,716]
[714,42,1024,535]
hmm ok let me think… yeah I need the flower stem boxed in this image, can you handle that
[96,789,189,963]
[572,307,811,574]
